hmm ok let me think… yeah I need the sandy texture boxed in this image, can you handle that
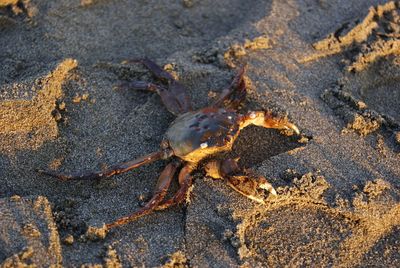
[1,0,399,266]
[0,195,62,267]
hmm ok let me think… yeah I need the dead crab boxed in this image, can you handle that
[39,59,299,229]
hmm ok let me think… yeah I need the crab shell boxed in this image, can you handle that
[164,107,241,163]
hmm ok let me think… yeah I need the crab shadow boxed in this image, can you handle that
[227,125,302,168]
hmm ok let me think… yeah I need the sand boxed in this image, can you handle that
[0,0,399,266]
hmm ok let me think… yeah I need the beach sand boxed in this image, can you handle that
[0,0,399,266]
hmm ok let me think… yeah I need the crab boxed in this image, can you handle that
[39,59,299,229]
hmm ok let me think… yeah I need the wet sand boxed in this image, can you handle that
[0,0,399,266]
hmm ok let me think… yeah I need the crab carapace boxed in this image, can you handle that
[38,59,299,229]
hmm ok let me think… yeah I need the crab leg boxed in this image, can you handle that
[37,151,164,181]
[205,158,276,205]
[116,81,165,93]
[155,163,195,211]
[121,58,192,115]
[123,58,175,81]
[212,64,247,110]
[117,80,189,116]
[105,161,180,229]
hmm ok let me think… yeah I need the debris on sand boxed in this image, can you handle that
[84,224,108,241]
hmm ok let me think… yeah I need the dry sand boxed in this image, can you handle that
[0,0,399,267]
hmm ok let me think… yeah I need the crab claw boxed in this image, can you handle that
[205,159,277,204]
[227,173,277,205]
[240,111,300,135]
[280,121,300,135]
[258,177,277,196]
